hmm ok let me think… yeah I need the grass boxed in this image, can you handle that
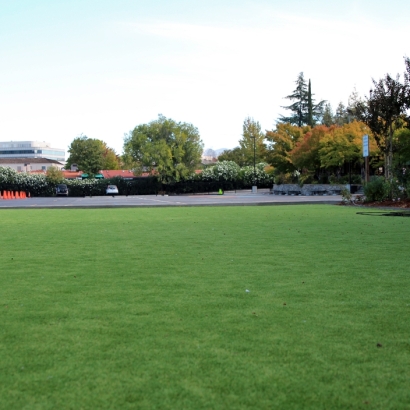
[0,205,409,409]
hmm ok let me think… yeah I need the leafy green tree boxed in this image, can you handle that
[394,127,410,166]
[239,117,266,165]
[218,147,248,167]
[280,73,325,126]
[353,69,409,179]
[66,135,105,176]
[123,115,203,183]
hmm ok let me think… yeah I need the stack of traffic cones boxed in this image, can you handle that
[0,190,29,200]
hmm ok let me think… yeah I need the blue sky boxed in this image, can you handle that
[0,0,409,156]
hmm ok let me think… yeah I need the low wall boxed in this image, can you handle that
[272,184,348,196]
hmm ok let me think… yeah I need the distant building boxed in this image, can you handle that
[0,157,64,172]
[0,141,65,162]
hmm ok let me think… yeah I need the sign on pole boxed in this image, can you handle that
[363,134,369,157]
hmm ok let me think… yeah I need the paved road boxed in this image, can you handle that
[0,190,342,209]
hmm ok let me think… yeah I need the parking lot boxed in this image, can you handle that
[0,190,342,209]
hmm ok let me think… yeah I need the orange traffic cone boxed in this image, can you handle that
[21,191,26,199]
[15,191,20,199]
[5,191,10,199]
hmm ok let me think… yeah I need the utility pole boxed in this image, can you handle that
[251,136,257,193]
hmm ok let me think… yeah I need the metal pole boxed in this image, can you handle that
[253,136,256,185]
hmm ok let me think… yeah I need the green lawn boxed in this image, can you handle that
[0,205,409,409]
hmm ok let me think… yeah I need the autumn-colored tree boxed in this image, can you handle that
[290,125,331,175]
[101,143,120,170]
[46,166,64,185]
[319,121,378,170]
[265,123,309,173]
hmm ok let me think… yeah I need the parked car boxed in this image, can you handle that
[106,185,119,196]
[56,184,68,196]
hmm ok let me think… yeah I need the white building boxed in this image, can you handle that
[0,141,65,162]
[0,158,64,172]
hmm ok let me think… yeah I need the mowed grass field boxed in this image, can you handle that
[0,205,409,409]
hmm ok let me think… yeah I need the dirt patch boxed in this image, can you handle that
[339,197,410,208]
[362,198,410,208]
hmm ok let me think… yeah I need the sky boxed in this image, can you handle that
[0,0,409,157]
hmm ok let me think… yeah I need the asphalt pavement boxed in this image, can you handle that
[0,189,342,209]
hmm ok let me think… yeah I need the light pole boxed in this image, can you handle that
[251,136,256,193]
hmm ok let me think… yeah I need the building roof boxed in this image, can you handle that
[100,170,136,179]
[62,170,83,179]
[0,157,63,165]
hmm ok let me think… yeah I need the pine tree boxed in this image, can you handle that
[321,103,334,126]
[307,80,313,126]
[280,72,308,127]
[334,102,349,126]
[280,73,326,127]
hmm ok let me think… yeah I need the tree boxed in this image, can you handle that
[404,57,410,124]
[353,68,409,179]
[319,121,377,170]
[45,166,64,185]
[280,73,326,126]
[334,102,349,126]
[101,143,120,170]
[346,88,364,122]
[218,147,248,167]
[265,123,310,173]
[66,135,105,176]
[290,125,329,174]
[239,117,266,165]
[321,103,334,126]
[123,114,203,183]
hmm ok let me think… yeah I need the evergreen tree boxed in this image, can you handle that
[346,87,363,122]
[280,72,308,127]
[321,103,334,126]
[334,102,349,126]
[280,73,326,127]
[307,80,313,126]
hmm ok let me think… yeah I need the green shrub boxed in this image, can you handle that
[364,177,389,202]
[341,188,352,203]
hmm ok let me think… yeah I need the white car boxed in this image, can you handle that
[106,185,119,196]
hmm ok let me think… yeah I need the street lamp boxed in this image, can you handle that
[251,136,256,193]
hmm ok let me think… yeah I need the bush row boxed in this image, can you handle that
[0,163,274,197]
